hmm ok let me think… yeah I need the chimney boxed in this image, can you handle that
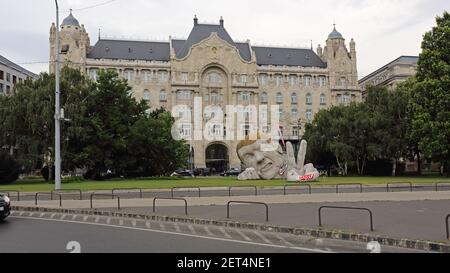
[194,15,198,26]
[220,16,224,27]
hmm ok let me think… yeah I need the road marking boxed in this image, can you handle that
[29,212,35,217]
[131,220,137,227]
[9,216,334,253]
[236,230,252,241]
[107,218,111,225]
[274,234,295,247]
[253,231,272,244]
[219,228,232,239]
[19,212,24,217]
[174,224,181,233]
[50,213,56,219]
[119,219,124,226]
[40,213,46,218]
[61,214,67,220]
[72,215,77,221]
[95,216,100,223]
[204,226,215,237]
[83,216,89,222]
[159,223,166,231]
[188,225,196,235]
[145,221,151,229]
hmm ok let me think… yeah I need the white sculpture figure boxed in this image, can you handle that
[236,135,319,182]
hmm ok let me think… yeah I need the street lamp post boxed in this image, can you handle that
[54,0,61,190]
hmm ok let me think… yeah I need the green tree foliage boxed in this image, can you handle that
[409,11,450,174]
[0,67,187,180]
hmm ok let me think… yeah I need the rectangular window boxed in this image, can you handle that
[181,72,188,82]
[177,90,191,100]
[89,69,98,81]
[0,70,4,80]
[124,70,134,82]
[292,126,299,137]
[6,73,11,82]
[0,83,3,92]
[289,75,297,86]
[304,76,311,86]
[142,71,150,82]
[241,92,251,102]
[259,74,268,85]
[275,75,283,86]
[240,74,247,83]
[159,71,168,82]
[181,124,192,138]
[319,77,326,87]
[12,75,16,84]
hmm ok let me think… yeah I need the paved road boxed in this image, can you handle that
[103,200,450,242]
[0,212,425,253]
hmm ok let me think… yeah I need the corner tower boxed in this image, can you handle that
[322,25,359,94]
[49,11,90,74]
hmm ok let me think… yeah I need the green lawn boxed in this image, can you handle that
[0,175,449,193]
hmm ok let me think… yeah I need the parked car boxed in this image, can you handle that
[220,168,242,177]
[0,194,11,221]
[170,169,195,178]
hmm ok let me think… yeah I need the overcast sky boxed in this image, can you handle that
[0,0,447,78]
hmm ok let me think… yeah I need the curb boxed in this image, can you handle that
[11,205,450,253]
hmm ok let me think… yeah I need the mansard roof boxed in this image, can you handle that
[87,24,327,68]
[252,46,327,68]
[87,39,171,62]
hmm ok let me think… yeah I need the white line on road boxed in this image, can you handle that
[159,223,166,231]
[274,234,295,247]
[50,213,56,219]
[83,216,88,222]
[9,216,333,253]
[40,213,46,218]
[19,212,24,217]
[236,230,252,241]
[119,219,124,226]
[204,226,215,237]
[107,218,111,225]
[61,214,67,221]
[95,216,100,223]
[253,231,272,244]
[131,220,137,227]
[145,221,151,229]
[174,224,181,233]
[219,228,232,239]
[29,212,35,217]
[188,225,197,235]
[72,215,77,221]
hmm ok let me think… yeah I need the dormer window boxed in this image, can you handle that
[105,47,110,53]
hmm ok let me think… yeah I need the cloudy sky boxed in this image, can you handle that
[0,0,447,78]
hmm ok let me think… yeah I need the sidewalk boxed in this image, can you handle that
[13,190,450,209]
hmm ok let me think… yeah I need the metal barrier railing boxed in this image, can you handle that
[446,214,450,240]
[0,190,20,201]
[229,186,258,197]
[318,206,374,231]
[90,194,121,210]
[51,189,83,200]
[336,183,363,194]
[112,188,143,199]
[171,187,201,198]
[35,192,62,207]
[436,182,450,192]
[283,184,312,195]
[153,197,188,215]
[227,201,269,222]
[386,182,413,192]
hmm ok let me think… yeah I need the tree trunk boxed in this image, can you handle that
[356,157,361,175]
[361,157,366,175]
[417,151,422,175]
[392,159,397,176]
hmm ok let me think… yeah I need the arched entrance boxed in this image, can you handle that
[205,143,229,174]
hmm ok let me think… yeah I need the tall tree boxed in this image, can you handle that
[409,11,450,175]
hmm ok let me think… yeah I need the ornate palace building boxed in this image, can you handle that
[49,12,362,172]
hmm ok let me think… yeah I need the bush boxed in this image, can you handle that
[0,152,20,184]
[365,159,392,176]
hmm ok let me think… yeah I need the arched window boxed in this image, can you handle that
[320,94,326,105]
[124,69,134,82]
[141,70,151,82]
[143,89,151,101]
[306,93,312,105]
[291,93,298,104]
[160,90,167,102]
[340,77,347,86]
[260,92,268,104]
[276,92,283,104]
[209,72,221,83]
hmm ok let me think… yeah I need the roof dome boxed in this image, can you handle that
[62,11,80,27]
[328,26,343,39]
